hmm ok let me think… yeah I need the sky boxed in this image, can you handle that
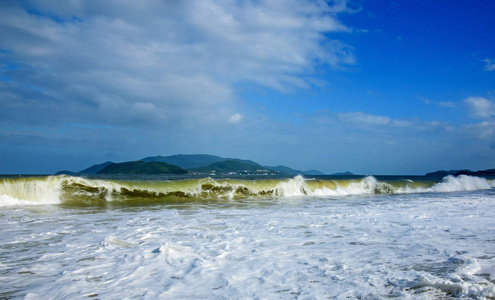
[0,0,494,175]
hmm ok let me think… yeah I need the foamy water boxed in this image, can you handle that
[1,176,495,298]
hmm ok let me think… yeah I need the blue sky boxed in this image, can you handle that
[0,0,494,175]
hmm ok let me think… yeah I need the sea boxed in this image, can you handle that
[1,174,495,299]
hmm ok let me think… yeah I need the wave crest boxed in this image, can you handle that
[0,174,492,206]
[429,175,492,192]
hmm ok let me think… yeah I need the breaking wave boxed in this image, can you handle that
[0,175,493,206]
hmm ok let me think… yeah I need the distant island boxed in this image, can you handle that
[305,170,327,176]
[56,154,329,176]
[55,155,495,178]
[189,160,273,174]
[330,171,355,176]
[97,161,188,175]
[425,169,495,178]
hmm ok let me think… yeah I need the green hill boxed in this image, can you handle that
[96,161,188,175]
[455,168,495,177]
[266,165,303,175]
[140,154,263,170]
[56,154,323,176]
[304,170,326,175]
[140,154,225,169]
[191,160,272,174]
[79,161,114,175]
[330,171,354,176]
[55,161,114,175]
[425,168,495,178]
[425,169,470,178]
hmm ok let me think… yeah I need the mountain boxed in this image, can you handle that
[425,169,470,178]
[330,171,355,176]
[56,161,114,175]
[264,166,326,176]
[141,154,266,170]
[140,154,225,169]
[266,165,303,175]
[97,161,188,175]
[304,170,326,175]
[190,160,275,174]
[57,154,322,176]
[227,158,261,167]
[455,169,495,177]
[425,168,495,178]
[79,161,114,175]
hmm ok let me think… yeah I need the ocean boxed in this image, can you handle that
[1,174,494,299]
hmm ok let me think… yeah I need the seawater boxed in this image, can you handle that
[1,175,495,299]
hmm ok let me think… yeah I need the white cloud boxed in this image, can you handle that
[463,121,495,139]
[0,0,355,129]
[462,97,495,144]
[338,112,391,126]
[420,96,456,108]
[228,113,243,124]
[419,97,431,104]
[464,96,495,119]
[482,59,495,71]
[439,101,456,108]
[317,111,452,133]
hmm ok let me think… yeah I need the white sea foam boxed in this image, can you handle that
[1,188,494,298]
[274,175,307,196]
[0,195,45,206]
[310,176,377,196]
[0,177,62,206]
[274,175,390,197]
[429,175,492,192]
[409,272,495,298]
[0,190,495,299]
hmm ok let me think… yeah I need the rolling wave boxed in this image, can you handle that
[0,175,493,206]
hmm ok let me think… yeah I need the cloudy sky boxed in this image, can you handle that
[1,0,494,175]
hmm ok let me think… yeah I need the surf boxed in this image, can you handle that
[0,175,493,207]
